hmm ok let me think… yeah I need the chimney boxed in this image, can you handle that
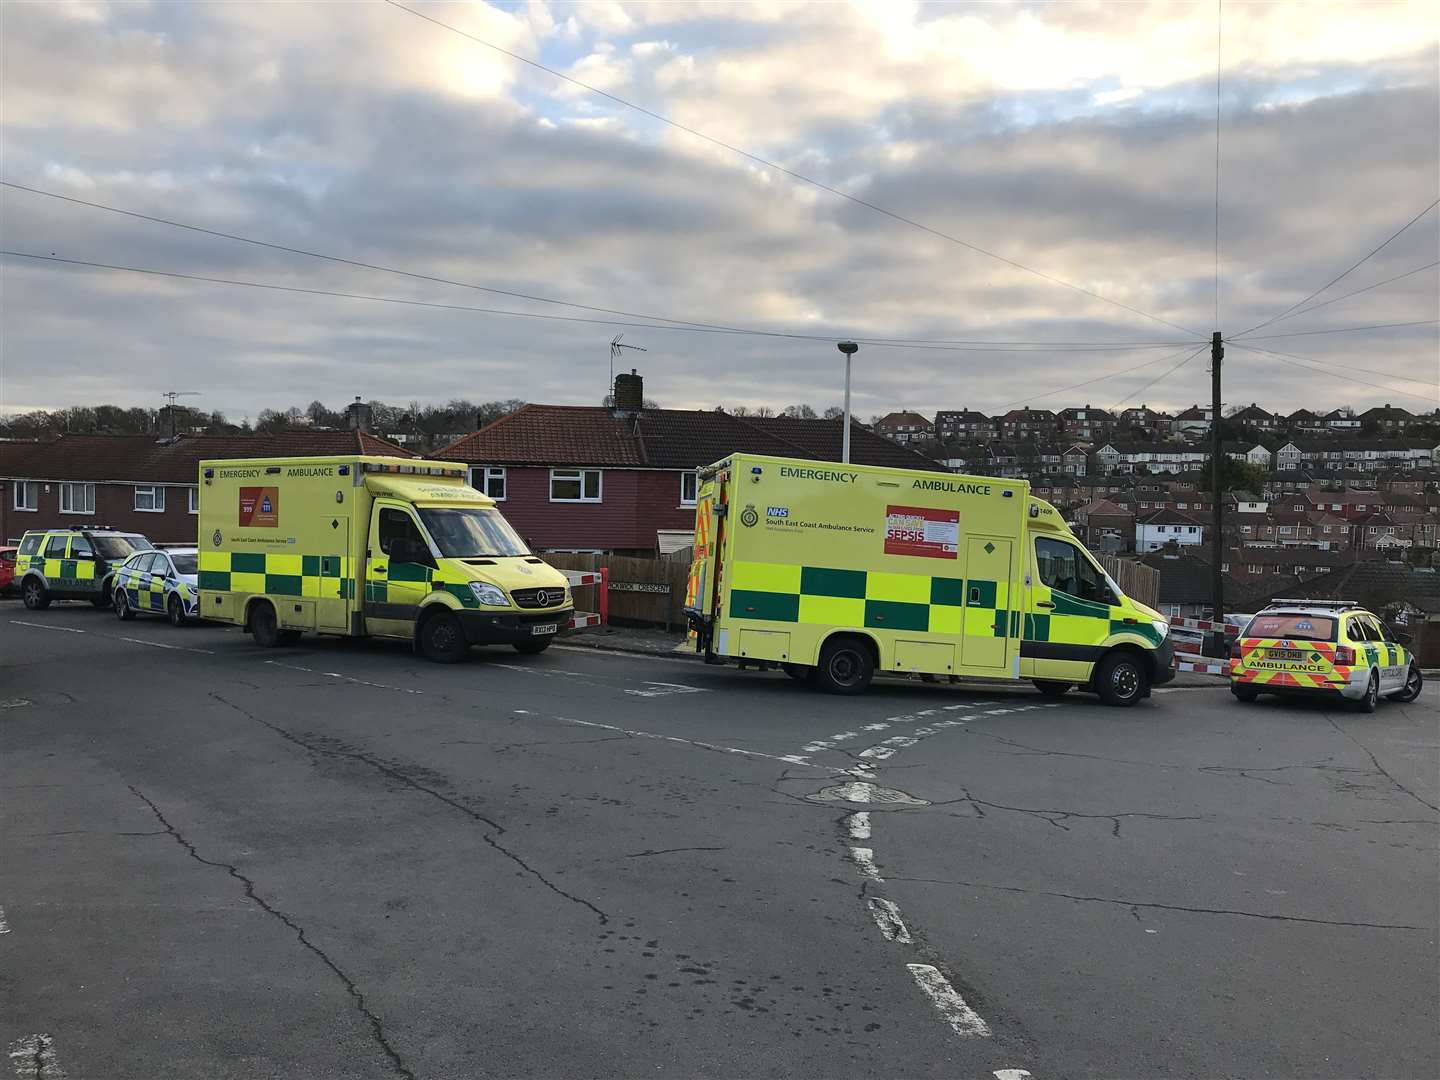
[613,369,644,414]
[346,397,371,433]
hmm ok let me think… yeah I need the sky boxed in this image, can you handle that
[1,0,1437,424]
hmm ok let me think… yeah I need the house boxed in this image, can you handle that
[1071,498,1134,553]
[998,407,1058,439]
[933,409,993,442]
[0,428,412,544]
[1117,405,1172,432]
[1171,405,1213,438]
[1324,409,1361,430]
[873,411,935,445]
[433,372,938,555]
[1225,442,1273,468]
[1139,549,1215,618]
[1136,509,1205,552]
[1058,405,1115,441]
[1230,403,1279,432]
[1061,444,1089,476]
[1358,403,1416,433]
[1284,408,1327,433]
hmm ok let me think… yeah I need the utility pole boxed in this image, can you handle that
[1209,331,1225,629]
[837,341,858,464]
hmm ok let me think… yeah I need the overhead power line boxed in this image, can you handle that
[0,249,1191,356]
[1267,260,1440,327]
[382,0,1205,340]
[1230,342,1440,404]
[1108,345,1210,413]
[1234,198,1440,337]
[1233,319,1439,342]
[1000,344,1204,409]
[0,180,1193,352]
[1226,341,1438,388]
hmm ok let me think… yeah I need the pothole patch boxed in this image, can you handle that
[807,781,930,806]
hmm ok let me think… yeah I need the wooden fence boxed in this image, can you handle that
[543,547,1160,628]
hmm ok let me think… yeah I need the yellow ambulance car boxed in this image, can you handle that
[197,456,573,661]
[684,454,1173,704]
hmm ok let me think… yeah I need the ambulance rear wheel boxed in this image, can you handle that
[1033,680,1072,697]
[21,578,49,611]
[419,611,469,664]
[115,590,136,621]
[251,602,283,647]
[1353,671,1379,714]
[1094,651,1147,707]
[815,636,874,696]
[1231,683,1260,702]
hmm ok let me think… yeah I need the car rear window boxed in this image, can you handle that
[1246,613,1337,641]
[92,535,152,560]
[18,534,42,556]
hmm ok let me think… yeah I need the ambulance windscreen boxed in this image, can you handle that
[419,508,531,558]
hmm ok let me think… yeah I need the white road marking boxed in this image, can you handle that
[907,963,991,1038]
[1,699,33,710]
[994,1070,1033,1079]
[9,621,85,634]
[846,811,871,840]
[867,897,912,943]
[0,905,9,933]
[624,681,708,698]
[849,847,883,881]
[119,637,214,655]
[862,722,891,731]
[858,746,897,761]
[7,1034,65,1078]
[263,661,424,695]
[546,715,840,771]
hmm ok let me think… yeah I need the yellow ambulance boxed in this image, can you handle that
[197,456,573,661]
[684,453,1174,704]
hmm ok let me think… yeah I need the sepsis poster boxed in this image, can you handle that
[884,505,959,559]
[239,486,280,528]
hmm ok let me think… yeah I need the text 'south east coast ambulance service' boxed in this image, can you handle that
[197,456,573,662]
[684,454,1174,704]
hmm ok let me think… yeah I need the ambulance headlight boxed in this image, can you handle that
[469,582,509,607]
[1151,619,1169,641]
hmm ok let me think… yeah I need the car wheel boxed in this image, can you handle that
[250,602,282,647]
[1095,651,1147,707]
[1353,670,1379,714]
[1393,663,1423,703]
[167,594,186,627]
[1033,680,1072,697]
[21,578,49,611]
[115,590,136,621]
[814,636,875,695]
[1231,683,1259,702]
[513,637,551,655]
[420,611,469,663]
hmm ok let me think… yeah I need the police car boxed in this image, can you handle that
[113,547,200,626]
[1230,599,1423,712]
[14,527,154,610]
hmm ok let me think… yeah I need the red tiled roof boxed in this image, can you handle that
[436,405,940,471]
[0,431,413,484]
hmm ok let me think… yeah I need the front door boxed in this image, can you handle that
[365,502,435,639]
[960,536,1013,670]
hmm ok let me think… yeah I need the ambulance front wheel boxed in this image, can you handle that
[1094,650,1147,707]
[419,610,469,664]
[815,636,875,695]
[1394,663,1423,703]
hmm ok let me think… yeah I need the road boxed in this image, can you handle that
[2,606,1436,1080]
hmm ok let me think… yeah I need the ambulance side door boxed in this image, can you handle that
[365,501,436,639]
[1023,536,1115,681]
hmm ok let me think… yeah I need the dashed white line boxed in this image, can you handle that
[119,637,214,655]
[624,681,708,698]
[7,1034,65,1078]
[0,904,9,934]
[540,714,837,771]
[9,621,85,634]
[263,660,424,695]
[849,847,884,881]
[994,1070,1033,1079]
[845,811,871,840]
[867,897,912,943]
[907,963,991,1038]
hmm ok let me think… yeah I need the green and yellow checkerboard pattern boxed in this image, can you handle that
[199,551,355,600]
[364,561,482,608]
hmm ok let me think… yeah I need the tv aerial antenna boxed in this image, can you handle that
[609,334,647,402]
[161,391,202,437]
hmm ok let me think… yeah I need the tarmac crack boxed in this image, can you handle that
[1322,713,1439,814]
[891,875,1427,929]
[954,792,1204,838]
[126,785,417,1080]
[209,691,609,924]
[625,845,730,858]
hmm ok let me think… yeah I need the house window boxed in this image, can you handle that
[189,488,200,515]
[134,485,165,513]
[470,466,507,501]
[680,471,698,506]
[1279,526,1294,535]
[12,480,38,511]
[1220,562,1229,572]
[550,468,601,503]
[60,482,95,514]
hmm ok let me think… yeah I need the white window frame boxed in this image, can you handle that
[549,468,602,503]
[12,480,38,512]
[679,471,698,507]
[188,487,200,514]
[134,485,166,513]
[59,482,95,515]
[468,465,507,501]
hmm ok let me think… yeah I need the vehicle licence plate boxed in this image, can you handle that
[531,623,558,636]
[1266,648,1307,660]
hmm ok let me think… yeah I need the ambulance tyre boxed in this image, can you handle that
[250,602,282,648]
[21,578,49,611]
[115,590,136,621]
[815,635,875,695]
[1353,671,1379,714]
[1394,663,1423,703]
[419,610,469,664]
[1094,650,1147,707]
[1033,680,1072,697]
[1230,684,1259,702]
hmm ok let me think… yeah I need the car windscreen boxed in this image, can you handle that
[418,507,530,558]
[93,535,152,560]
[1245,613,1337,642]
[170,554,198,575]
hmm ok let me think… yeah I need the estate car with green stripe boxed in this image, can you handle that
[13,527,153,611]
[684,453,1174,703]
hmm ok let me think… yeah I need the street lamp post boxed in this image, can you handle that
[837,341,858,464]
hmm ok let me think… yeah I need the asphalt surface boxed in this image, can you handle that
[2,604,1436,1080]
